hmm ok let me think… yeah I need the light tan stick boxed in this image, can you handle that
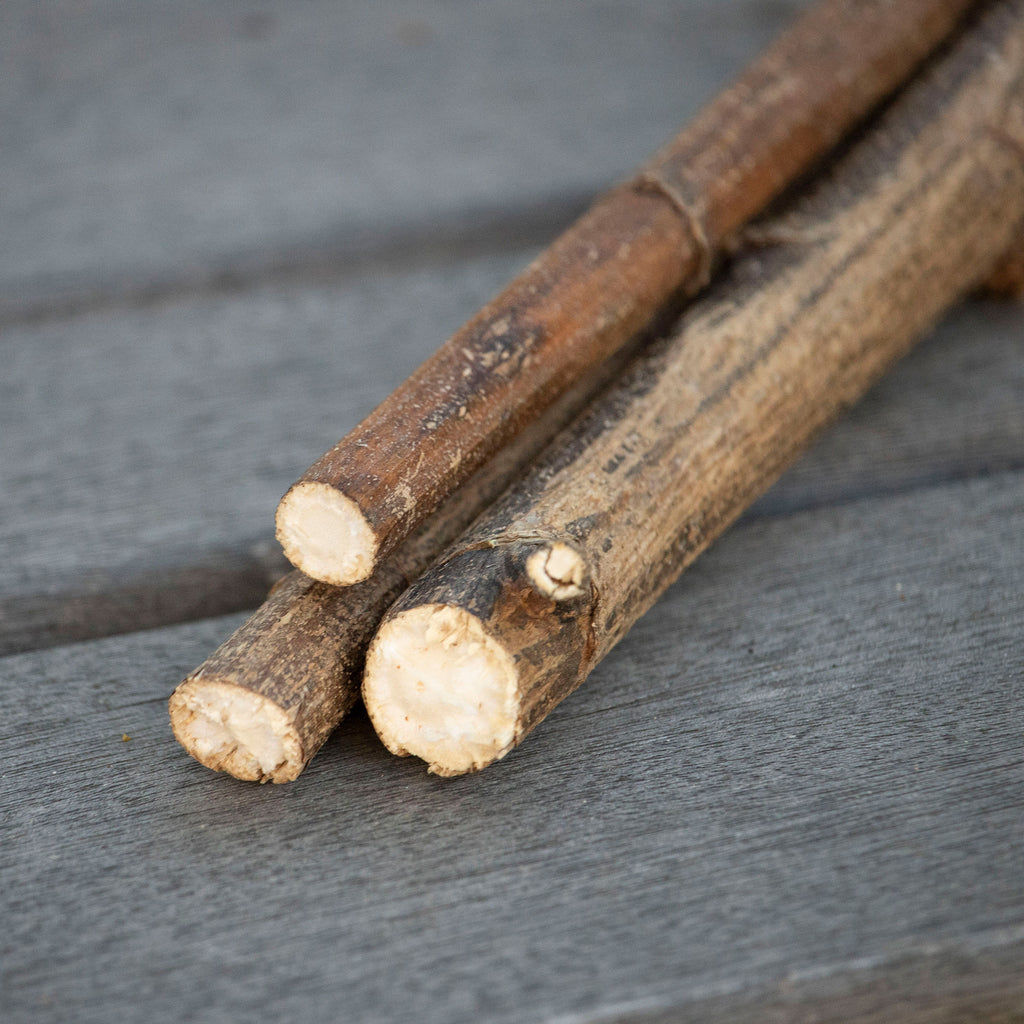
[364,0,1024,776]
[275,0,977,586]
[169,343,643,781]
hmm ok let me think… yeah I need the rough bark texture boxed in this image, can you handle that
[365,0,1024,775]
[169,340,643,781]
[277,0,978,585]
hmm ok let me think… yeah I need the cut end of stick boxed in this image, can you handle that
[169,678,305,783]
[364,604,519,777]
[275,481,378,585]
[525,541,588,600]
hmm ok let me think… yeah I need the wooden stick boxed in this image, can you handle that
[363,0,1024,776]
[275,0,977,587]
[169,343,642,781]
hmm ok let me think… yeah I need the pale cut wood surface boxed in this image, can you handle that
[2,473,1022,1023]
[0,250,528,652]
[170,331,646,782]
[3,0,1020,657]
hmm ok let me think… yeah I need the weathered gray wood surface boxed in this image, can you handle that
[2,475,1022,1023]
[2,0,1022,1020]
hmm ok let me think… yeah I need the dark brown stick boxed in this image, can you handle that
[275,0,978,587]
[363,0,1024,776]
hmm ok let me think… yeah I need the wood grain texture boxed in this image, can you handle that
[3,472,1022,1023]
[2,2,1020,1018]
[746,299,1024,519]
[3,0,1020,656]
[278,0,977,585]
[365,2,1024,774]
[613,946,1024,1023]
[0,0,805,322]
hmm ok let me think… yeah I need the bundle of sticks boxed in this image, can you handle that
[170,0,1024,781]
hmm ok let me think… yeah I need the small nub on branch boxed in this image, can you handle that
[275,481,378,587]
[525,541,588,600]
[364,604,519,777]
[169,678,305,783]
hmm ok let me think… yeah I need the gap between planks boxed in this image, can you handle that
[0,192,590,331]
[4,462,1023,662]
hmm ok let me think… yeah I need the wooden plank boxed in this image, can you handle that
[0,0,804,318]
[2,471,1021,1023]
[2,281,1020,654]
[610,945,1024,1022]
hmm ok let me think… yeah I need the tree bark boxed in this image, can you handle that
[275,0,978,587]
[363,0,1024,776]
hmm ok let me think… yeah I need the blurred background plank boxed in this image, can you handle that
[0,0,803,321]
